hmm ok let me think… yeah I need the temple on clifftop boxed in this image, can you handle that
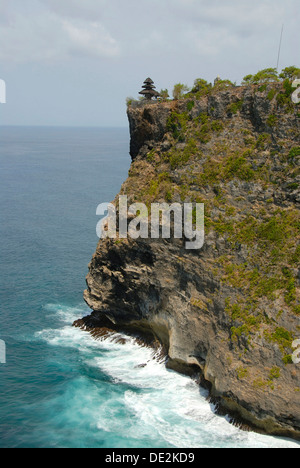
[139,78,160,100]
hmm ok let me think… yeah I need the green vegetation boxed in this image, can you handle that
[186,100,195,112]
[227,100,243,115]
[211,202,299,352]
[164,108,237,171]
[267,89,276,101]
[237,366,248,380]
[172,83,190,100]
[195,149,258,186]
[187,78,213,99]
[279,66,300,80]
[168,139,198,169]
[166,111,189,141]
[148,172,171,195]
[213,79,236,90]
[252,367,282,391]
[127,69,299,356]
[131,66,300,105]
[242,68,279,85]
[192,78,212,93]
[226,298,263,344]
[126,96,135,106]
[166,110,224,147]
[264,327,294,354]
[224,153,255,181]
[255,133,271,150]
[266,114,278,127]
[159,89,170,101]
[288,147,300,164]
[276,79,295,112]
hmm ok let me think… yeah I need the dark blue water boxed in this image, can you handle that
[0,126,298,448]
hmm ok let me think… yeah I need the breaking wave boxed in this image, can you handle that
[33,304,299,448]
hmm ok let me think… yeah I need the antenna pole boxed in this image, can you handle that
[276,24,284,71]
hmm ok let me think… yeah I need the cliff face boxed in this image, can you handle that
[80,82,300,439]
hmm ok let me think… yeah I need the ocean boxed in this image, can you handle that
[0,126,298,448]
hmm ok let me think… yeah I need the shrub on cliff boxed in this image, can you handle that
[279,66,300,80]
[213,79,236,90]
[159,89,170,101]
[172,83,190,100]
[126,96,136,107]
[191,78,212,95]
[242,66,300,86]
[242,68,279,85]
[276,79,296,111]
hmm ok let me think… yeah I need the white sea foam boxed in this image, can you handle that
[43,303,88,324]
[36,304,300,449]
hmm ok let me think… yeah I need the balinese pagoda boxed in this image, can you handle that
[139,78,160,100]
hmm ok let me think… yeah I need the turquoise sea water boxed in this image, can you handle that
[0,126,299,448]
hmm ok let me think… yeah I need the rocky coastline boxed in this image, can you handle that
[75,80,300,440]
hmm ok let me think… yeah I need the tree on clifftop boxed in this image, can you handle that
[279,66,300,80]
[172,83,190,100]
[242,68,279,85]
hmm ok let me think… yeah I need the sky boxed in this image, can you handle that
[0,0,299,127]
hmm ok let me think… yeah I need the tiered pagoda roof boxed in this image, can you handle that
[139,78,160,100]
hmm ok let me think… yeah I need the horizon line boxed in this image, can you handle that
[0,124,129,130]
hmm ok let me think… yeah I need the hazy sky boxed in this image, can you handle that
[0,0,299,127]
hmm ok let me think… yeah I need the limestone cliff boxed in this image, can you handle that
[78,81,300,439]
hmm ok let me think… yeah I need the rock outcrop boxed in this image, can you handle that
[79,81,300,440]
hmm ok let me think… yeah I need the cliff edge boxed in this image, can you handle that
[79,81,300,439]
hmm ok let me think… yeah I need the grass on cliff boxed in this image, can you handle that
[166,111,224,151]
[169,66,300,101]
[127,78,299,331]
